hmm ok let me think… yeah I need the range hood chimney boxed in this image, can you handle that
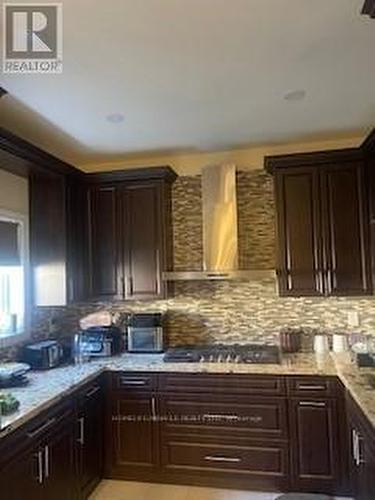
[163,164,275,281]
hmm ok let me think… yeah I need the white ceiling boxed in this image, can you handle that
[0,0,374,167]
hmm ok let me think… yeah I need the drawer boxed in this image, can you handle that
[113,372,157,392]
[160,395,288,439]
[159,373,286,396]
[287,376,339,398]
[162,440,288,477]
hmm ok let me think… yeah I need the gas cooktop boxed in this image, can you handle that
[163,344,280,364]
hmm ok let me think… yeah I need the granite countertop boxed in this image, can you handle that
[0,352,373,439]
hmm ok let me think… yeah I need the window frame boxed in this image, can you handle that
[0,208,30,348]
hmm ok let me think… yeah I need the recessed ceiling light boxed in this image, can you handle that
[284,90,306,102]
[106,113,124,123]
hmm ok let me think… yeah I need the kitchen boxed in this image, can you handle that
[0,2,375,500]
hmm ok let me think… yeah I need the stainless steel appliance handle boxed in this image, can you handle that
[299,401,326,407]
[27,417,57,439]
[44,445,50,479]
[352,428,359,465]
[77,417,85,445]
[204,455,241,463]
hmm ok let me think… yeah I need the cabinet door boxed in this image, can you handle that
[110,393,159,477]
[77,383,104,498]
[289,398,339,494]
[88,186,122,299]
[321,163,371,295]
[66,179,88,302]
[123,182,164,299]
[43,419,77,500]
[275,168,323,296]
[1,445,45,500]
[30,171,67,306]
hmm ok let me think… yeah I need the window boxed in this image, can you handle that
[0,210,29,340]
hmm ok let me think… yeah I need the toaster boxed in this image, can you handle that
[22,340,63,370]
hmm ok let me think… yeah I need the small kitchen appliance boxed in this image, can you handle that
[0,362,30,388]
[77,325,124,358]
[127,313,164,353]
[22,340,63,370]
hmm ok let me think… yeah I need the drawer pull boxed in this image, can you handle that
[299,401,326,407]
[85,386,100,398]
[298,385,326,390]
[203,414,240,421]
[27,417,57,439]
[204,455,241,463]
[120,378,147,386]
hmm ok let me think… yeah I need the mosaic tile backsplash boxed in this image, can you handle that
[2,170,375,360]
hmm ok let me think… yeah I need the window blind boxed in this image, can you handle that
[0,220,20,266]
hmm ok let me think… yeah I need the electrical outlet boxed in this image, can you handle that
[347,311,360,328]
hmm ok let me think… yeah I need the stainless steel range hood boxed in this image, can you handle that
[163,164,275,281]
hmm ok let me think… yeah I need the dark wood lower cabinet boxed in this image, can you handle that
[347,394,375,500]
[0,372,353,498]
[76,379,104,499]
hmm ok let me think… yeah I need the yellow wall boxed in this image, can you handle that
[81,134,365,176]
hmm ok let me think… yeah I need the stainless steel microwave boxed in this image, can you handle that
[127,313,164,353]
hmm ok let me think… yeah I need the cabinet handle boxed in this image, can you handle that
[352,428,359,465]
[120,378,147,386]
[299,401,326,407]
[44,445,50,479]
[298,385,326,391]
[204,455,241,463]
[77,417,85,445]
[357,433,366,466]
[34,450,44,484]
[27,417,57,439]
[151,397,156,418]
[85,386,100,398]
[126,276,133,296]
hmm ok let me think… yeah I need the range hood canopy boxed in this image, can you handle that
[163,163,275,281]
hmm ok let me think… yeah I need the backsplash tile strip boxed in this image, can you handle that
[1,170,374,360]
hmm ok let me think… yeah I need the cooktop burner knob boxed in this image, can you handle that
[209,354,214,363]
[199,355,205,363]
[226,354,232,363]
[235,355,240,363]
[217,354,223,363]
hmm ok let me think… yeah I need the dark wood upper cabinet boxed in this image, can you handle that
[87,170,175,301]
[267,149,372,297]
[30,171,68,306]
[321,163,370,295]
[275,167,323,296]
[123,182,165,300]
[88,186,122,299]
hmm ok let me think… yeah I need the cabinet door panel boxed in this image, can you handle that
[88,186,121,298]
[1,445,45,500]
[43,420,77,500]
[123,183,163,299]
[30,171,67,306]
[289,398,339,494]
[78,382,103,498]
[111,395,159,473]
[322,163,371,295]
[275,168,323,296]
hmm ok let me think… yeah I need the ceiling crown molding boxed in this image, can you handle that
[362,0,375,18]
